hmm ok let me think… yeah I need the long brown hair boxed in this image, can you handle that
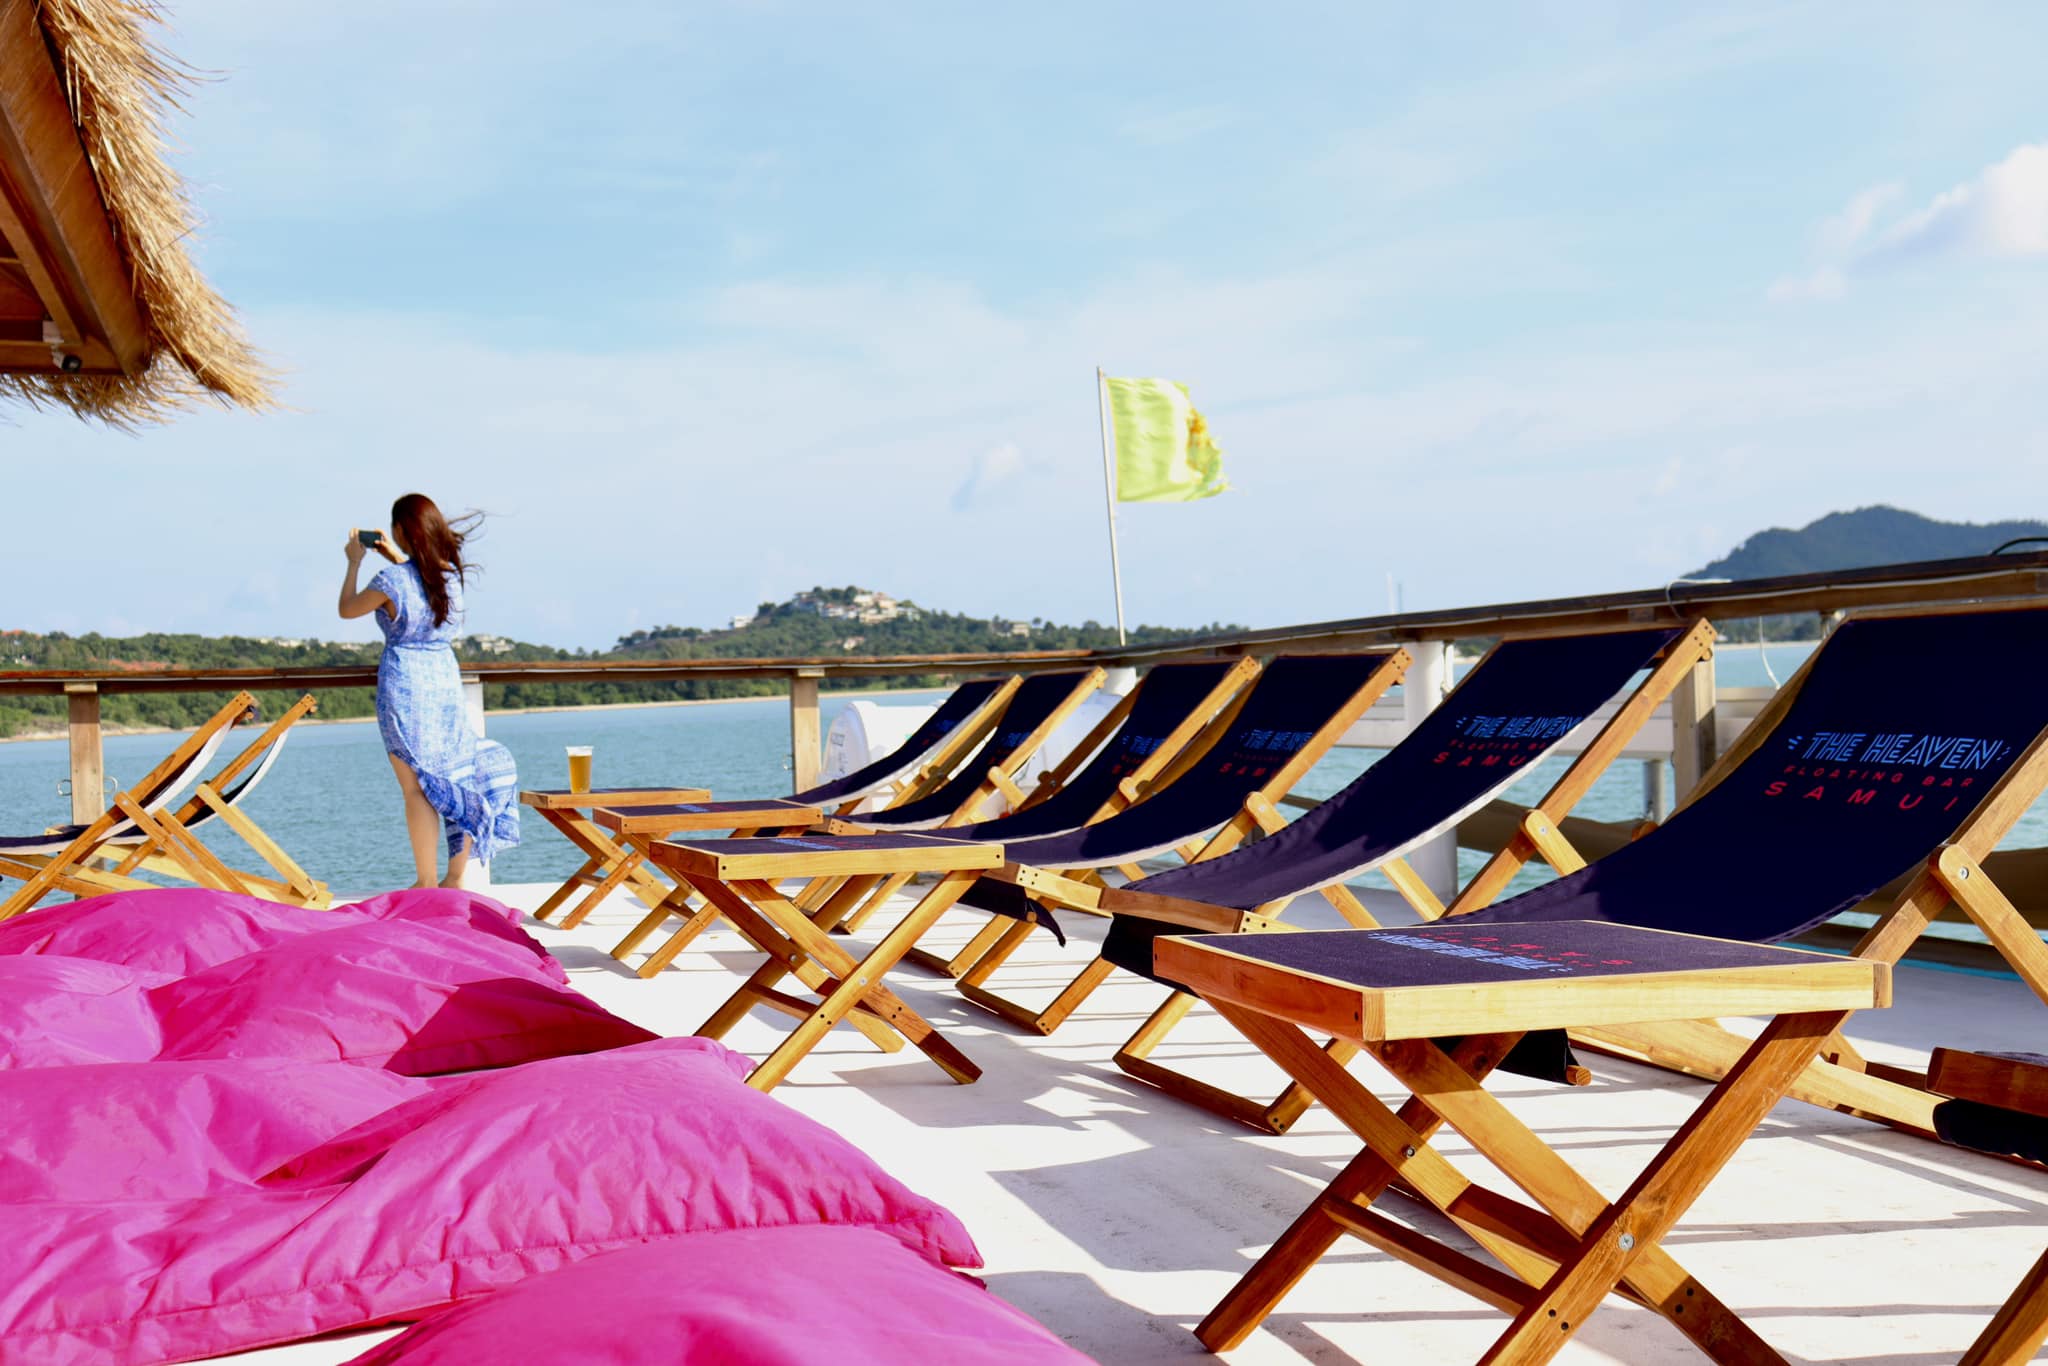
[389,493,480,627]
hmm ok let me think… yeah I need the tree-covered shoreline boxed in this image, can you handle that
[0,590,1240,739]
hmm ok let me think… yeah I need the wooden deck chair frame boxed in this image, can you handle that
[520,785,712,922]
[1154,921,1889,1363]
[946,650,1414,1035]
[521,674,1022,926]
[1027,621,1715,1132]
[610,667,1108,977]
[843,666,1212,941]
[581,675,1027,941]
[647,833,1008,1091]
[0,691,258,920]
[688,658,1271,1031]
[86,693,331,906]
[585,799,826,962]
[1925,1047,2048,1364]
[832,673,1025,816]
[883,655,1264,959]
[1538,600,2048,1138]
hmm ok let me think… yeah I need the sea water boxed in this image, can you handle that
[2,641,2039,899]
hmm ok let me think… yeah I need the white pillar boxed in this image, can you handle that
[459,673,490,889]
[1101,666,1139,697]
[1401,641,1459,901]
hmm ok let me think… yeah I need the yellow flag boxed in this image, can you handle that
[1104,376,1230,502]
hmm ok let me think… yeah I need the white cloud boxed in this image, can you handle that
[1816,181,1903,256]
[1772,142,2048,300]
[1875,141,2048,260]
[12,259,2047,645]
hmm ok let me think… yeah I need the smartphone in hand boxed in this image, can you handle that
[357,529,384,548]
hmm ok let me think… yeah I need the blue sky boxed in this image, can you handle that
[8,3,2047,648]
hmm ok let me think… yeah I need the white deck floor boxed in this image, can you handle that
[238,880,2048,1365]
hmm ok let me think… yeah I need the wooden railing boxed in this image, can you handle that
[7,549,2046,824]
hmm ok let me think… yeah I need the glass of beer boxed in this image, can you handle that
[565,746,593,793]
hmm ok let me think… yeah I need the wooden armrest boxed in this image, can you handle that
[1929,1048,2048,1119]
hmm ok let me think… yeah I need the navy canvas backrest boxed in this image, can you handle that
[1125,628,1682,910]
[846,669,1093,827]
[943,660,1240,842]
[793,677,1007,805]
[995,652,1401,869]
[1460,607,2048,941]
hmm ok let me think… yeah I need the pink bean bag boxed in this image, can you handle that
[146,917,653,1073]
[0,887,552,979]
[0,1059,430,1201]
[0,957,166,1067]
[0,908,652,1077]
[342,1225,1091,1365]
[0,1039,977,1365]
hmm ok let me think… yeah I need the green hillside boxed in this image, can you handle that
[0,590,1235,739]
[1692,506,2047,581]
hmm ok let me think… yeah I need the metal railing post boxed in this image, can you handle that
[64,682,102,825]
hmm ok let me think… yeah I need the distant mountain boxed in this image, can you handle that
[1691,506,2048,581]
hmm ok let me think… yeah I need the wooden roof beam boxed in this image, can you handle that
[0,0,149,375]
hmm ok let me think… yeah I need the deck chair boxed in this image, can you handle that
[1135,602,2048,1140]
[522,676,1018,923]
[1094,624,1710,1130]
[84,693,330,906]
[1443,600,2048,1133]
[1154,917,1889,1362]
[790,674,1019,813]
[0,691,257,920]
[1925,1047,2048,1364]
[832,658,1256,937]
[932,651,1418,1033]
[606,667,1108,976]
[631,659,1281,1088]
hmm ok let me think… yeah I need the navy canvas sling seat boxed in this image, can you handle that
[840,670,1101,831]
[602,667,1105,979]
[930,659,1243,848]
[0,692,260,920]
[1108,628,1683,920]
[791,676,1008,807]
[1092,624,1713,1131]
[938,652,1412,1036]
[526,677,1015,929]
[0,737,266,856]
[91,694,331,907]
[957,652,1413,928]
[1450,608,2048,943]
[1129,605,2048,1132]
[0,717,229,858]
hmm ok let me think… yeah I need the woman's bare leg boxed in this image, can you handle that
[441,835,470,889]
[387,754,441,888]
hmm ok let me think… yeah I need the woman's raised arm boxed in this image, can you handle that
[338,531,393,620]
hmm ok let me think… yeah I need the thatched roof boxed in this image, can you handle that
[0,0,273,426]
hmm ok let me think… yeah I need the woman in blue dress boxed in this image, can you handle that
[337,493,520,887]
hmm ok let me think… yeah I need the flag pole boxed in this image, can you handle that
[1095,366,1128,645]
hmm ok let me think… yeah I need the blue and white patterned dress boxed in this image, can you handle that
[370,561,520,861]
